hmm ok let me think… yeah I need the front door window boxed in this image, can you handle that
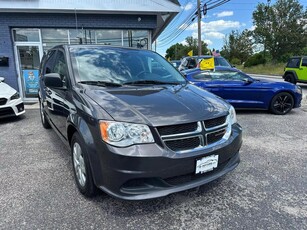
[16,45,41,98]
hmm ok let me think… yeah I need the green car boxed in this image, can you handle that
[283,56,307,84]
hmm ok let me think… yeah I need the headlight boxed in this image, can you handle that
[295,86,302,94]
[228,105,237,125]
[99,121,154,147]
[10,92,20,100]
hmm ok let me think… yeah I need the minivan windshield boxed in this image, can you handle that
[70,47,187,86]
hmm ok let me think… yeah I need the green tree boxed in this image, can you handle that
[165,43,187,60]
[221,30,253,64]
[165,36,209,60]
[253,0,307,62]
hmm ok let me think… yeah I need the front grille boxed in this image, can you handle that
[157,122,198,136]
[165,137,201,152]
[204,116,227,129]
[207,129,226,145]
[0,98,7,106]
[158,115,228,152]
[0,107,14,116]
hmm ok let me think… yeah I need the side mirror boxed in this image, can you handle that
[243,78,253,84]
[43,73,63,88]
[0,77,4,82]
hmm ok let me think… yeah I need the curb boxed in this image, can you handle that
[25,103,39,109]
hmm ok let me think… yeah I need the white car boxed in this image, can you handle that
[0,77,25,118]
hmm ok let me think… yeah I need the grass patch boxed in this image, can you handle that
[237,63,286,76]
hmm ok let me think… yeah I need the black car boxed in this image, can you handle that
[38,45,242,200]
[178,55,233,71]
[170,60,181,69]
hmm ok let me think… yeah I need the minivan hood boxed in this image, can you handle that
[84,84,229,127]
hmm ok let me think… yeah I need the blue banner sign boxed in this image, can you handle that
[23,69,39,95]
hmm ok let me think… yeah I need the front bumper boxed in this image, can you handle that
[90,123,242,200]
[0,98,25,118]
[294,91,302,108]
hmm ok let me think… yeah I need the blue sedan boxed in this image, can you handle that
[182,67,302,115]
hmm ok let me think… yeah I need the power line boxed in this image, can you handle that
[158,0,231,47]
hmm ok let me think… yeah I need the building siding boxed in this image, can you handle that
[0,13,156,90]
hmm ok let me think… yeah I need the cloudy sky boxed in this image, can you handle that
[156,0,307,57]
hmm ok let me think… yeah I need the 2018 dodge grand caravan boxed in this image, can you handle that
[38,45,242,200]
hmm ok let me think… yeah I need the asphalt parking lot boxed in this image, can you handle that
[1,100,307,229]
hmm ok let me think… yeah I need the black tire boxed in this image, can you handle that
[39,99,51,129]
[71,132,97,197]
[270,92,294,115]
[284,74,296,84]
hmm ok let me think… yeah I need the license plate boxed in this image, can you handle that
[195,155,219,174]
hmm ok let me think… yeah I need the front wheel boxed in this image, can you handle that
[270,92,294,115]
[284,74,296,84]
[71,132,97,197]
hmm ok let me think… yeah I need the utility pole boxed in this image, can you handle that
[197,0,202,56]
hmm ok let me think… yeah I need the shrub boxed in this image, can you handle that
[244,53,266,67]
[230,58,241,65]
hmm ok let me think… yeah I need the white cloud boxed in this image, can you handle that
[205,32,225,39]
[182,2,194,11]
[180,40,188,46]
[187,19,243,49]
[203,39,213,46]
[191,32,213,45]
[248,25,256,31]
[214,11,234,18]
[189,20,242,32]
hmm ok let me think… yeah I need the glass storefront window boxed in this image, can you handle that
[13,29,40,42]
[82,29,96,44]
[69,29,97,45]
[123,30,148,49]
[69,29,82,45]
[13,28,149,50]
[41,29,69,51]
[96,30,122,46]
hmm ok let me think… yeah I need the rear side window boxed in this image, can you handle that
[215,57,231,67]
[287,58,301,68]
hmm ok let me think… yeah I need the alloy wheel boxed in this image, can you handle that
[73,142,87,187]
[273,94,293,114]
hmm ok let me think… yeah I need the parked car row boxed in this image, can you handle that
[177,55,234,71]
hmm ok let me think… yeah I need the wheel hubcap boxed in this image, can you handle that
[73,142,86,187]
[273,95,293,114]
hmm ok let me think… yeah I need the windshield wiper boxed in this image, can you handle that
[78,81,122,87]
[124,80,182,85]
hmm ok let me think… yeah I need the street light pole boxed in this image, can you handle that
[197,0,202,56]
